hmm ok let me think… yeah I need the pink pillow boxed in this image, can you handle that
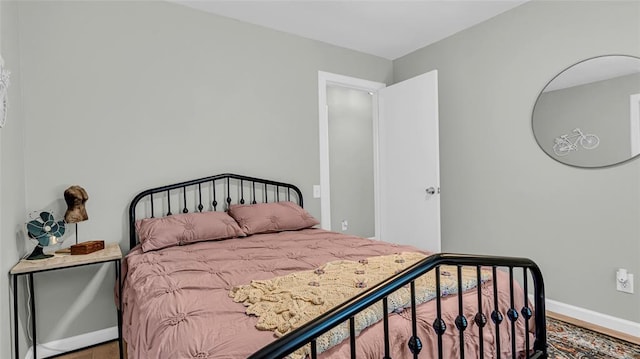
[136,211,245,252]
[228,201,319,235]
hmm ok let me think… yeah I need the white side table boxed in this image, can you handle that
[10,243,123,359]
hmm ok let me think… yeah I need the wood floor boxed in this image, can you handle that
[56,312,640,359]
[54,341,120,359]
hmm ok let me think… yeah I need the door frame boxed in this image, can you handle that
[318,71,386,238]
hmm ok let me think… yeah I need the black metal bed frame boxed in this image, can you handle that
[250,254,547,359]
[129,173,303,249]
[127,173,547,359]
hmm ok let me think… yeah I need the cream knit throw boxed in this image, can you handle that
[229,252,490,358]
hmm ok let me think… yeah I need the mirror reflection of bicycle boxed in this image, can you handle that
[553,128,599,157]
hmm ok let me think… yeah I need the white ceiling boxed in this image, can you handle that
[171,1,528,60]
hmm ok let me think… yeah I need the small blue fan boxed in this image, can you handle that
[26,211,66,260]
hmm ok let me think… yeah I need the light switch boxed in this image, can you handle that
[313,185,321,198]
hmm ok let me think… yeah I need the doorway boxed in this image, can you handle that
[318,71,385,238]
[327,85,375,237]
[318,70,441,252]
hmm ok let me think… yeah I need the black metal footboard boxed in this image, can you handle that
[249,253,547,359]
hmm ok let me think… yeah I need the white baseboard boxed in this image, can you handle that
[544,297,640,338]
[24,326,118,359]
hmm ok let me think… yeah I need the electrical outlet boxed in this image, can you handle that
[617,272,634,294]
[341,220,348,231]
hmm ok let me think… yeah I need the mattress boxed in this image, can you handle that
[121,228,533,358]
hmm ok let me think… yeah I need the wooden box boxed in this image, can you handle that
[70,240,105,255]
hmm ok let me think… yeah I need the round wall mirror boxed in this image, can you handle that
[532,55,640,167]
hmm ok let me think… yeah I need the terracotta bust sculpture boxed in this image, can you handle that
[64,185,89,223]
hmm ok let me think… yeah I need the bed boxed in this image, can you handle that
[121,173,547,359]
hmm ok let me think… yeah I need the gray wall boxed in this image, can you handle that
[6,0,640,354]
[11,0,392,349]
[1,1,28,357]
[534,73,640,167]
[394,0,640,321]
[327,85,375,237]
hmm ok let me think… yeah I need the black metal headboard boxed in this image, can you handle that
[128,173,304,250]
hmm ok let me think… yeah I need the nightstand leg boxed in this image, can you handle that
[29,273,36,359]
[13,274,18,359]
[116,260,124,359]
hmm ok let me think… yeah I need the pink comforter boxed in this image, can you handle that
[121,228,534,358]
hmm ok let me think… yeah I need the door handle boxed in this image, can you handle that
[426,187,438,195]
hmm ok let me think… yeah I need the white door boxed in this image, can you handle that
[378,70,441,252]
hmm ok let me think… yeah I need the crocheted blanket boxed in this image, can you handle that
[229,252,490,358]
